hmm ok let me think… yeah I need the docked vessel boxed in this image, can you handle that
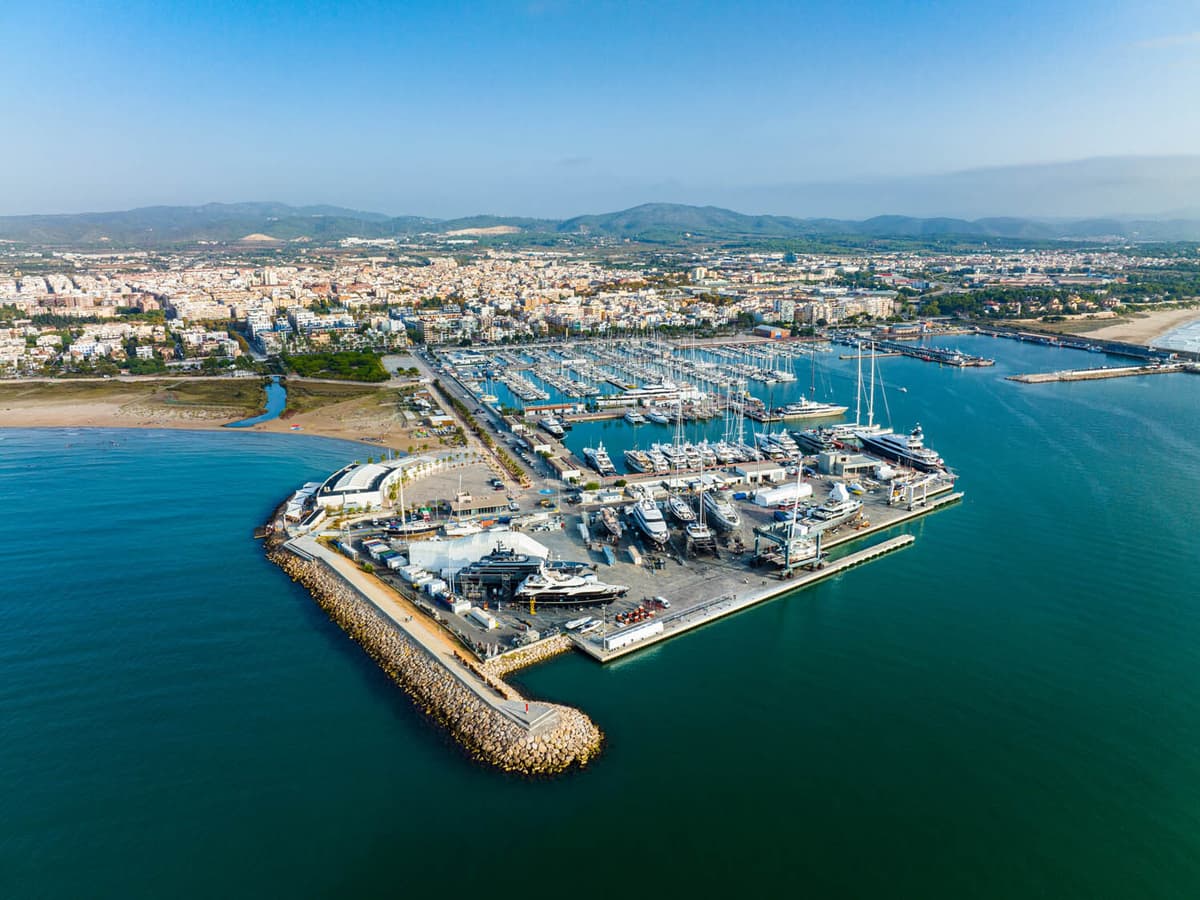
[703,490,741,531]
[514,570,629,604]
[646,408,672,425]
[777,396,848,419]
[538,415,565,438]
[668,494,696,523]
[582,442,617,476]
[623,448,654,473]
[755,430,801,460]
[791,424,841,454]
[623,408,648,425]
[856,423,945,471]
[631,498,670,545]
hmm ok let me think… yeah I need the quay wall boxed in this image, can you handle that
[485,634,574,678]
[265,539,602,775]
[1007,363,1191,384]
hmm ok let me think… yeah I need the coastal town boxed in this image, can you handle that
[4,232,1200,773]
[3,235,1200,376]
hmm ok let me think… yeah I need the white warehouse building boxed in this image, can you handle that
[315,454,446,510]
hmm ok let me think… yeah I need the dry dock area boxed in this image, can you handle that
[573,535,916,662]
[395,474,963,665]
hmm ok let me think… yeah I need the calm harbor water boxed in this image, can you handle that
[4,334,1200,898]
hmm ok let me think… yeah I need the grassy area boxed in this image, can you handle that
[282,380,381,416]
[159,380,264,411]
[0,379,266,414]
[284,351,389,382]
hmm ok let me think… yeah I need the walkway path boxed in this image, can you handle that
[292,534,523,707]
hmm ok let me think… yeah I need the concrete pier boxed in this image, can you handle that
[573,535,917,662]
[1007,363,1194,383]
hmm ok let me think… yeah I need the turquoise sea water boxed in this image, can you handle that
[5,335,1200,898]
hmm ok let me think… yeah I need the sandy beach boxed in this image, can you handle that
[0,377,439,449]
[1071,306,1200,345]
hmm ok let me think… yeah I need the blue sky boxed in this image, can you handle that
[1,0,1198,217]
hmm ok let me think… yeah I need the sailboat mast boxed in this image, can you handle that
[855,341,863,427]
[868,340,877,429]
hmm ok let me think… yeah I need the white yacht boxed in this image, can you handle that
[631,498,670,545]
[668,494,696,524]
[703,490,741,531]
[582,442,617,476]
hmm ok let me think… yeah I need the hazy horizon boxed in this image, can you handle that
[2,1,1199,219]
[5,154,1200,224]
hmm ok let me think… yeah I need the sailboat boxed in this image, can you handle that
[687,457,714,543]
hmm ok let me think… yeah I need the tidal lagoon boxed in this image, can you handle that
[4,335,1200,898]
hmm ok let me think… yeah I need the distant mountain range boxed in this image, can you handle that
[3,200,1200,246]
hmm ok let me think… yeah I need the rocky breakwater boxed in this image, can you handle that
[484,634,574,678]
[266,541,602,775]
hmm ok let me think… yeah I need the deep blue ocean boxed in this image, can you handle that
[4,334,1200,898]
